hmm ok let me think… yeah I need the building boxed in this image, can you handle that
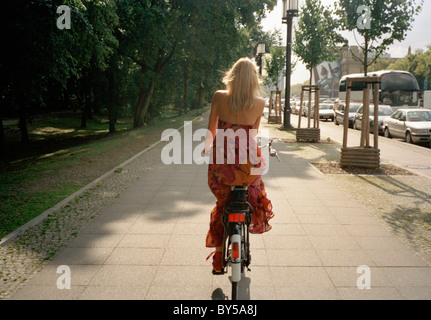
[340,46,371,76]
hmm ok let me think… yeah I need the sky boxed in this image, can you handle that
[262,0,431,84]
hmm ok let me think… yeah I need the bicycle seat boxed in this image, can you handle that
[229,186,249,203]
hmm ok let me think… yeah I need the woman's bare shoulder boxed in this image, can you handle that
[255,97,265,109]
[214,90,228,96]
[212,90,227,102]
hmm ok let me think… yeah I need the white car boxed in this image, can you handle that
[318,103,334,121]
[383,108,431,145]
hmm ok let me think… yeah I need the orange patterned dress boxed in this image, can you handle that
[206,119,274,248]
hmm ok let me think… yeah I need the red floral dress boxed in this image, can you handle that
[206,120,274,248]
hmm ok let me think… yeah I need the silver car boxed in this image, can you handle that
[334,102,362,127]
[353,104,394,134]
[383,109,431,145]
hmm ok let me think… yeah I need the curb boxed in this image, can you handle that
[0,112,208,246]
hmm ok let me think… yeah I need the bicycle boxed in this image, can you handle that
[220,139,279,300]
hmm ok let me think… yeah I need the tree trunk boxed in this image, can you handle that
[133,81,155,128]
[307,69,313,128]
[80,84,89,128]
[107,69,116,134]
[192,81,205,109]
[197,81,205,109]
[0,115,5,150]
[19,110,29,143]
[17,94,29,143]
[80,75,92,128]
[80,101,87,128]
[363,35,369,76]
[182,61,188,114]
[132,43,177,127]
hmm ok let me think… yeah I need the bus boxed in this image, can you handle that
[339,70,420,111]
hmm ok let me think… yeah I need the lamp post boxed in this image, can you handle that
[257,43,266,75]
[282,0,299,130]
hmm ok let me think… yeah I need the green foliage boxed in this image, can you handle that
[293,0,347,79]
[412,46,431,90]
[335,0,424,73]
[0,0,279,141]
[264,30,286,91]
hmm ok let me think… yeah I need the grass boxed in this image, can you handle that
[0,105,210,239]
[0,182,80,236]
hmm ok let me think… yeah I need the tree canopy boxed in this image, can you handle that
[335,0,424,75]
[0,0,277,146]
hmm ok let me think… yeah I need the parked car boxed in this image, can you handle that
[294,103,301,115]
[317,103,334,121]
[383,108,431,145]
[322,98,337,110]
[303,101,315,117]
[353,104,394,134]
[302,103,334,121]
[290,100,298,114]
[334,103,361,127]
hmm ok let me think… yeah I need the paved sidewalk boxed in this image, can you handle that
[9,123,431,300]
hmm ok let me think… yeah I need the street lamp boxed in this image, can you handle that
[257,42,266,75]
[282,0,299,130]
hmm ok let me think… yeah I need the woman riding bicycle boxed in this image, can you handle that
[203,57,274,274]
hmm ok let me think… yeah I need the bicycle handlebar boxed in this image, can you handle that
[260,138,281,162]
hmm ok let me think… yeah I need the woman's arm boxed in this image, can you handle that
[204,92,219,154]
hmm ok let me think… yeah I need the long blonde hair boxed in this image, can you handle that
[222,57,262,114]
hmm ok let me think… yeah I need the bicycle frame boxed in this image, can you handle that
[221,186,253,300]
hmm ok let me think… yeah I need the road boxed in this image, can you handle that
[289,113,431,178]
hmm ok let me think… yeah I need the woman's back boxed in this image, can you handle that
[211,90,265,129]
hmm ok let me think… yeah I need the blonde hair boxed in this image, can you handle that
[222,57,262,114]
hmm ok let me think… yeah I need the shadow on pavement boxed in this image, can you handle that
[211,276,251,300]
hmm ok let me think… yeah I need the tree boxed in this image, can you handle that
[117,0,181,128]
[147,0,278,116]
[75,0,119,128]
[179,0,278,110]
[335,0,424,75]
[368,56,398,72]
[0,0,279,149]
[264,47,286,91]
[263,30,288,92]
[0,0,119,143]
[2,0,68,143]
[293,0,347,85]
[413,46,431,91]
